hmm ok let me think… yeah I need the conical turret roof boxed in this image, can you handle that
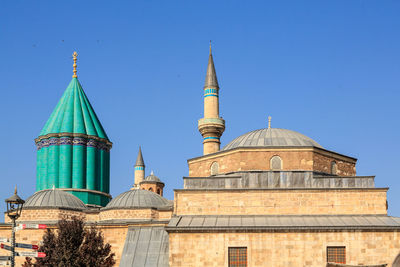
[39,78,109,140]
[135,146,145,167]
[204,45,219,89]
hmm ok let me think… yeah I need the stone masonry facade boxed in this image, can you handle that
[174,189,388,216]
[169,231,400,266]
[188,148,356,177]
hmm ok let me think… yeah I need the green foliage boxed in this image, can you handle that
[22,217,115,267]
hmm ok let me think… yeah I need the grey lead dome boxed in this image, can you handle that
[144,174,161,182]
[223,128,323,151]
[104,189,171,209]
[24,189,87,210]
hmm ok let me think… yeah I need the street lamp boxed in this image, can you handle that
[5,186,25,267]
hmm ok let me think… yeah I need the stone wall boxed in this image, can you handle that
[140,183,164,196]
[100,208,156,221]
[188,148,356,177]
[4,208,85,223]
[169,231,400,267]
[100,225,129,266]
[183,171,375,190]
[99,208,172,221]
[314,152,356,176]
[0,223,129,266]
[174,189,387,216]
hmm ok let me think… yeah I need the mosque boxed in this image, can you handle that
[1,47,400,267]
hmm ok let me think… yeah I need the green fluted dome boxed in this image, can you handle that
[35,76,112,207]
[40,78,108,139]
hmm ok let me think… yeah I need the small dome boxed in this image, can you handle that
[104,189,171,210]
[144,171,161,183]
[223,128,322,151]
[24,189,87,210]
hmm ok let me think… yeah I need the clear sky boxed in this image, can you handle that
[0,1,399,218]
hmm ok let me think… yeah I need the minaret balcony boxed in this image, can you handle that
[198,118,225,136]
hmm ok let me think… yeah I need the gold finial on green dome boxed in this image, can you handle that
[268,116,272,129]
[72,51,78,78]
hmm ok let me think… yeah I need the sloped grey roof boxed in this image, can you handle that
[104,189,171,210]
[135,146,145,167]
[24,189,87,210]
[167,215,400,231]
[223,128,323,151]
[120,227,169,267]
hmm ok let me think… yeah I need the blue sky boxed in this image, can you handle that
[0,1,399,217]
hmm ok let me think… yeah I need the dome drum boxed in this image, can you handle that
[103,189,171,210]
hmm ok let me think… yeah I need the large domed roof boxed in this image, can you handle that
[24,189,87,210]
[223,128,322,151]
[104,189,171,210]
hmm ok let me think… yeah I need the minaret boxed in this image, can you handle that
[35,52,112,207]
[198,43,225,155]
[134,146,145,187]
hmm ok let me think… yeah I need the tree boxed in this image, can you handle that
[23,216,115,267]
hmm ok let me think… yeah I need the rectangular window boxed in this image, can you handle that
[228,247,247,267]
[327,246,346,264]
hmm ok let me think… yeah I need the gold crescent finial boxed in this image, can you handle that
[72,51,78,78]
[268,116,272,129]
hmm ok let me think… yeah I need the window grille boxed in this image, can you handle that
[327,246,346,264]
[228,247,247,267]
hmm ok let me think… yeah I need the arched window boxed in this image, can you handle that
[210,162,219,175]
[148,187,153,192]
[331,161,337,175]
[157,188,161,195]
[270,156,282,170]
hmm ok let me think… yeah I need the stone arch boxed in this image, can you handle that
[270,155,282,170]
[331,161,337,175]
[157,188,161,195]
[210,162,219,175]
[393,253,400,267]
[148,187,153,192]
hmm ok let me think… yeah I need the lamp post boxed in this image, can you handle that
[5,186,25,267]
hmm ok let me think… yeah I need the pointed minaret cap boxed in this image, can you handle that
[204,41,219,89]
[135,146,145,167]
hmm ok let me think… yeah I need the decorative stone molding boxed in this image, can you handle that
[35,133,112,151]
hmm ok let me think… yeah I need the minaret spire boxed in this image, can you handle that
[72,51,78,78]
[133,146,145,188]
[198,44,225,155]
[204,42,219,89]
